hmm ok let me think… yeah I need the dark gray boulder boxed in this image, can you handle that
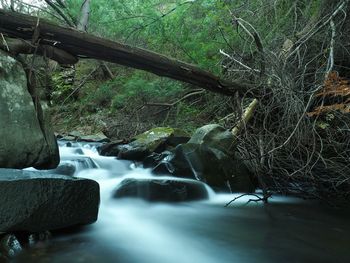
[38,162,77,177]
[0,169,100,232]
[113,178,209,202]
[0,50,59,169]
[146,124,255,193]
[188,124,235,155]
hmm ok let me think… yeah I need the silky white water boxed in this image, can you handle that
[15,142,350,263]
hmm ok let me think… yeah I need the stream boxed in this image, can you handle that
[14,141,350,263]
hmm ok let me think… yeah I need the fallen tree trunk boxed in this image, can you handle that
[0,9,253,96]
[0,37,78,64]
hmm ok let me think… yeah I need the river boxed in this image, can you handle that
[13,141,350,263]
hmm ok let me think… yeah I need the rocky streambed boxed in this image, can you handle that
[0,138,349,263]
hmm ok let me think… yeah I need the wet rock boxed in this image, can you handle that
[28,231,52,247]
[97,140,125,156]
[99,127,189,161]
[113,178,209,202]
[143,151,172,170]
[151,144,236,191]
[74,148,84,155]
[188,124,235,155]
[79,133,110,143]
[61,135,76,142]
[146,124,255,193]
[0,50,59,169]
[49,163,76,176]
[0,234,22,259]
[68,130,83,139]
[132,127,189,152]
[58,155,98,170]
[0,169,100,232]
[117,144,150,161]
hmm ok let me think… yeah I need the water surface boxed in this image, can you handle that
[14,142,350,263]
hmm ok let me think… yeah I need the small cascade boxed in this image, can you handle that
[57,141,214,202]
[15,141,350,263]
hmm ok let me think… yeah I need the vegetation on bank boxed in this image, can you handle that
[1,0,350,204]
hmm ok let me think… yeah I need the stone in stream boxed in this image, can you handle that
[98,127,189,161]
[79,133,110,143]
[0,50,59,169]
[188,124,235,155]
[113,178,209,202]
[145,124,255,193]
[58,132,110,143]
[28,231,52,246]
[0,169,100,233]
[39,162,77,177]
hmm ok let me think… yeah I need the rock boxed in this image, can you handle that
[28,231,52,247]
[151,143,236,191]
[99,127,189,161]
[0,234,22,259]
[143,151,172,170]
[65,157,98,170]
[68,130,83,139]
[132,127,189,152]
[0,50,59,169]
[60,135,76,141]
[0,169,100,232]
[147,124,255,193]
[79,133,110,143]
[113,178,209,202]
[117,144,150,161]
[60,132,110,143]
[47,163,76,176]
[74,148,84,155]
[97,140,124,156]
[188,124,235,155]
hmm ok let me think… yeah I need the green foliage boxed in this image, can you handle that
[51,72,74,103]
[47,0,326,135]
[110,71,183,110]
[84,83,117,108]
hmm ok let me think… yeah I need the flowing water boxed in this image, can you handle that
[14,142,350,263]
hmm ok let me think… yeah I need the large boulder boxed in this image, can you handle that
[99,127,189,161]
[113,178,209,202]
[188,124,235,155]
[146,125,255,193]
[0,50,59,169]
[0,169,100,232]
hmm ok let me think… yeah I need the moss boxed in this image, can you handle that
[132,127,189,152]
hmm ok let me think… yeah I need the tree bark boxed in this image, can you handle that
[0,37,78,64]
[77,0,90,31]
[0,9,253,96]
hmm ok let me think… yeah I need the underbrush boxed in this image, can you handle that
[48,0,350,204]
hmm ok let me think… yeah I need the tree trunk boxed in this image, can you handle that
[77,0,90,31]
[0,9,253,96]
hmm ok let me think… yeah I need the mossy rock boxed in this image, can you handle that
[188,124,235,155]
[147,124,254,193]
[132,127,189,152]
[98,127,189,161]
[0,50,59,169]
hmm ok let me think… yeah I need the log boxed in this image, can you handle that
[0,9,253,96]
[0,37,78,64]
